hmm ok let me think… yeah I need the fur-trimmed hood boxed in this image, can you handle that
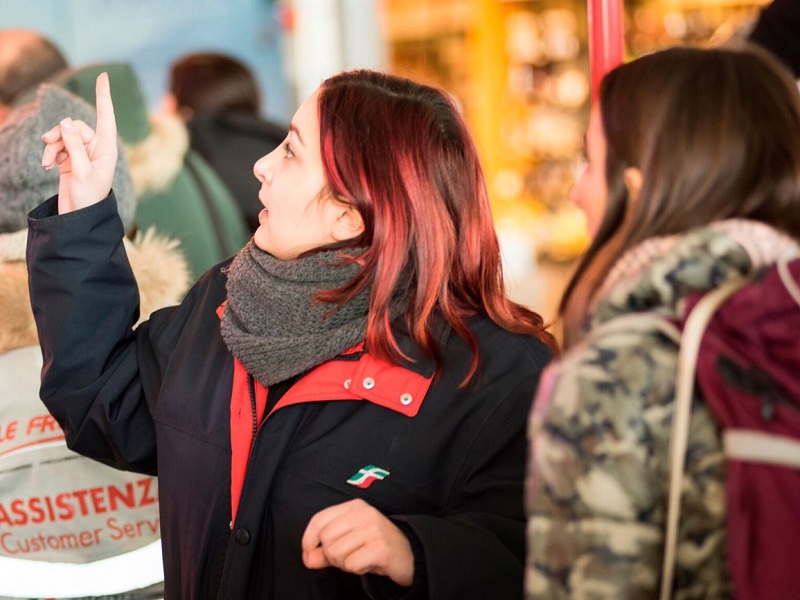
[0,227,190,354]
[125,111,190,196]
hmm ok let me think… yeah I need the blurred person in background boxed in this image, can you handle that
[748,0,800,80]
[29,69,557,599]
[57,62,249,279]
[0,84,189,600]
[165,52,288,233]
[0,29,68,124]
[525,45,800,598]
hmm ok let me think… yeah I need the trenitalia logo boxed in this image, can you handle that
[346,465,390,489]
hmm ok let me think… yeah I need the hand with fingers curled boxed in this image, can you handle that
[301,499,415,588]
[40,72,118,216]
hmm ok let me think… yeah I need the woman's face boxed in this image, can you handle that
[252,88,361,259]
[570,104,608,239]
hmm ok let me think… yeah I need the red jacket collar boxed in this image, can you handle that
[218,301,436,523]
[216,300,439,416]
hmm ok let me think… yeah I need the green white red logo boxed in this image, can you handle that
[346,465,390,488]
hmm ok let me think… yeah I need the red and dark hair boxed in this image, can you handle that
[316,70,556,383]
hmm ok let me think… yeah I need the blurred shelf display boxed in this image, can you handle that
[498,1,590,264]
[627,0,769,54]
[383,0,592,267]
[381,0,769,320]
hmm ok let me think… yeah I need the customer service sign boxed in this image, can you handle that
[0,352,160,563]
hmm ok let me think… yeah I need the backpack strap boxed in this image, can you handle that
[724,430,800,468]
[778,256,800,308]
[588,312,682,343]
[659,276,752,600]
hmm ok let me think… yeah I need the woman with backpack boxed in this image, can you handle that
[29,69,556,599]
[525,45,800,599]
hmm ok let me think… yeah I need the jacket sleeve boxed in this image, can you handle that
[27,194,164,475]
[391,351,549,600]
[524,330,678,599]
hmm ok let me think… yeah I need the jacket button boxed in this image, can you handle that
[363,377,375,390]
[344,378,351,389]
[400,393,413,405]
[235,528,250,545]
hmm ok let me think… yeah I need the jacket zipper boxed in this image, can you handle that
[248,374,258,454]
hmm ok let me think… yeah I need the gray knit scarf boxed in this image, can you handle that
[221,241,373,387]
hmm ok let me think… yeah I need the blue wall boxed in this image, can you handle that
[0,0,291,121]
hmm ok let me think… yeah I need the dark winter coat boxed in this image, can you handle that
[27,194,552,600]
[749,0,800,79]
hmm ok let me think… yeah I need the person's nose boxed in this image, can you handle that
[568,166,588,208]
[254,151,275,185]
[568,180,581,209]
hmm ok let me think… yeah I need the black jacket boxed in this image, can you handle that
[749,0,800,78]
[27,194,552,600]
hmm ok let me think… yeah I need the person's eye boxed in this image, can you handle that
[283,142,295,159]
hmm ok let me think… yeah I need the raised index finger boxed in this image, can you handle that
[94,72,117,147]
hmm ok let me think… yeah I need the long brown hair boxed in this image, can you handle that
[314,70,557,383]
[561,45,800,346]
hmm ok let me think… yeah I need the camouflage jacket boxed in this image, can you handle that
[525,222,800,599]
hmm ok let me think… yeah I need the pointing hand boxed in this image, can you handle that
[40,72,118,215]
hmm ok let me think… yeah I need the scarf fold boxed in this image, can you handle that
[221,242,373,387]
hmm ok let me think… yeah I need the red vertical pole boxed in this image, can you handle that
[588,0,624,101]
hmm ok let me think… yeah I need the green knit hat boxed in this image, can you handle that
[54,62,151,145]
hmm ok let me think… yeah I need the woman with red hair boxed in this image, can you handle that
[29,69,556,599]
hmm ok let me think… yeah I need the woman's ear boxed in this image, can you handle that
[623,167,643,203]
[161,93,178,114]
[331,203,365,241]
[162,93,192,120]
